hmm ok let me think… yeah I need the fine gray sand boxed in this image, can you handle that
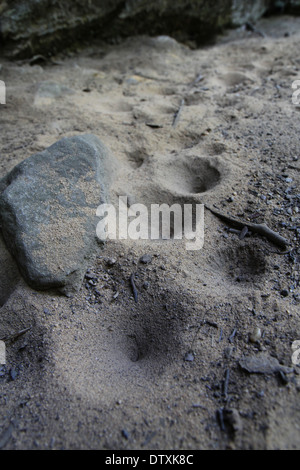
[0,15,299,450]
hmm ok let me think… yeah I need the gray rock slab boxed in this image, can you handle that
[239,354,294,375]
[0,134,117,294]
[0,234,21,306]
[0,0,274,59]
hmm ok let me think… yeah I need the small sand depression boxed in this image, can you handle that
[209,242,267,284]
[126,148,148,169]
[52,281,192,404]
[157,155,228,196]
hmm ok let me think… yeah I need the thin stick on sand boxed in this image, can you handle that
[130,273,138,303]
[172,99,185,128]
[0,327,31,342]
[205,205,289,250]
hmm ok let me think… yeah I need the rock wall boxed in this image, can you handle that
[288,0,300,13]
[0,0,275,59]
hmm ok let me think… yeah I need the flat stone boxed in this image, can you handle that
[239,354,293,375]
[139,254,153,264]
[0,134,117,294]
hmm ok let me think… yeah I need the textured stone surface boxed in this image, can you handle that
[239,354,294,375]
[0,135,117,293]
[0,0,274,59]
[0,234,21,306]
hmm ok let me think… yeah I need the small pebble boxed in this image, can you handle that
[184,352,194,362]
[121,429,130,440]
[139,254,152,264]
[224,346,234,359]
[9,368,17,381]
[106,258,116,266]
[280,289,289,297]
[249,327,262,343]
[85,272,97,279]
[224,408,243,434]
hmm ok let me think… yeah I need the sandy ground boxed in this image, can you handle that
[0,15,299,450]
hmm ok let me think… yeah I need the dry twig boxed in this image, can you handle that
[205,205,289,250]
